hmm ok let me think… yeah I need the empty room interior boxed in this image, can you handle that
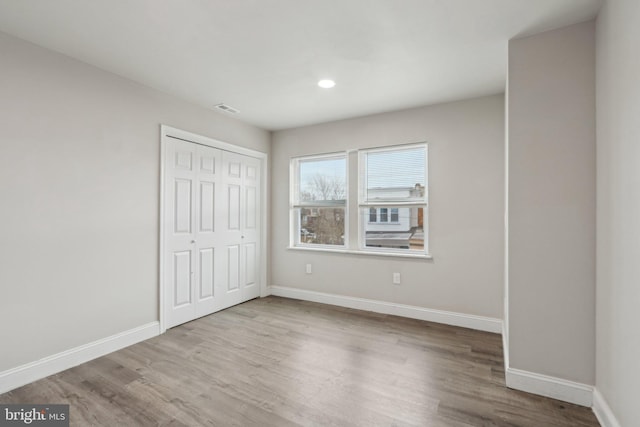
[0,1,637,426]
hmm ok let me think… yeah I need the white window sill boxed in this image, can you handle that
[287,245,433,260]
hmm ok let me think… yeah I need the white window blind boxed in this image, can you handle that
[361,145,427,206]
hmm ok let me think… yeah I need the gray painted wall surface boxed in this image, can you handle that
[507,21,596,384]
[596,0,640,424]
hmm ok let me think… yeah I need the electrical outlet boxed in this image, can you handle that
[393,272,401,285]
[306,264,312,274]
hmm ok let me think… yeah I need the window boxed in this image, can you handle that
[391,208,399,223]
[369,207,377,223]
[380,208,388,222]
[290,143,428,256]
[359,144,427,253]
[291,154,346,247]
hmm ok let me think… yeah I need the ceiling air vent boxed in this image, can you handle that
[214,103,239,114]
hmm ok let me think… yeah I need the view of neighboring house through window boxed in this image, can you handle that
[291,154,346,246]
[360,144,427,253]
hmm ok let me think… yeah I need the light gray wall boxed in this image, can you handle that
[507,21,595,384]
[596,0,640,424]
[271,95,505,319]
[0,32,270,372]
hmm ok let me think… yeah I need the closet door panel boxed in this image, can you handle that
[164,140,198,328]
[194,144,222,317]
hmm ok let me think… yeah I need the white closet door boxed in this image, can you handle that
[240,154,261,302]
[164,139,198,328]
[194,144,223,318]
[218,151,261,309]
[164,138,261,329]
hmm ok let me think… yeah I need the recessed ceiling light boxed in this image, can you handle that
[318,79,336,89]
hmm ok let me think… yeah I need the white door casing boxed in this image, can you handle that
[161,127,264,330]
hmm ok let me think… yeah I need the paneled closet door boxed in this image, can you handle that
[164,140,222,329]
[218,151,261,309]
[194,144,223,318]
[240,154,261,302]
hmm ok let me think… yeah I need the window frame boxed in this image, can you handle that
[289,152,348,249]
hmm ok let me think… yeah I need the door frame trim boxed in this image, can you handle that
[159,125,268,333]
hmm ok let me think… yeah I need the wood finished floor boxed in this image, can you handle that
[1,296,600,426]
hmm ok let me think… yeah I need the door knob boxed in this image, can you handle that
[191,240,196,244]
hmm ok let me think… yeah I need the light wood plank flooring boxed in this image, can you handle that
[1,296,600,426]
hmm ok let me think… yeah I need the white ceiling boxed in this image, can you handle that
[0,0,602,130]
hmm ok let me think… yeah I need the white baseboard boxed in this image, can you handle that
[592,388,622,427]
[0,322,160,394]
[268,285,503,333]
[505,367,593,407]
